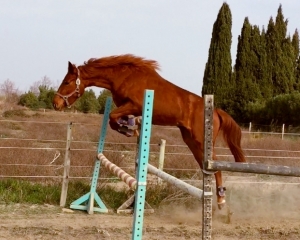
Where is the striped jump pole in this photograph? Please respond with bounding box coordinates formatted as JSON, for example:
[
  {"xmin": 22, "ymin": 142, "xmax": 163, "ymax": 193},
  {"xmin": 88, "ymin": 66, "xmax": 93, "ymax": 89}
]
[
  {"xmin": 98, "ymin": 152, "xmax": 154, "ymax": 214},
  {"xmin": 147, "ymin": 164, "xmax": 203, "ymax": 199},
  {"xmin": 98, "ymin": 153, "xmax": 137, "ymax": 190},
  {"xmin": 98, "ymin": 153, "xmax": 153, "ymax": 214}
]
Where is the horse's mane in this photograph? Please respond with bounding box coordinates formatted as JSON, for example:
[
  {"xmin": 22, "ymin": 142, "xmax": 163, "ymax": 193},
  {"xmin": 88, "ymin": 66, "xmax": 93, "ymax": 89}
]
[{"xmin": 82, "ymin": 54, "xmax": 160, "ymax": 72}]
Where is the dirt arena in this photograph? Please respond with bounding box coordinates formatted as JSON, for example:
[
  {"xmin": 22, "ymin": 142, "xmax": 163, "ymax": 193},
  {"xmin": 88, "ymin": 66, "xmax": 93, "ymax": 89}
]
[{"xmin": 1, "ymin": 178, "xmax": 300, "ymax": 240}]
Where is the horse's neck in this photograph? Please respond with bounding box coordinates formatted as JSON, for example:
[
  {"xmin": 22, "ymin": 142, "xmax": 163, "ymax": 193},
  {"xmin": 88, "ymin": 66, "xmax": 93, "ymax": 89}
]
[
  {"xmin": 81, "ymin": 66, "xmax": 131, "ymax": 91},
  {"xmin": 82, "ymin": 70, "xmax": 113, "ymax": 90}
]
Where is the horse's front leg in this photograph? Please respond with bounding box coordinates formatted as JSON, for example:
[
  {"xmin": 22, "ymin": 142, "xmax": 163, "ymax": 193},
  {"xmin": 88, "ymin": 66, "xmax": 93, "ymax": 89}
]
[{"xmin": 109, "ymin": 104, "xmax": 141, "ymax": 137}]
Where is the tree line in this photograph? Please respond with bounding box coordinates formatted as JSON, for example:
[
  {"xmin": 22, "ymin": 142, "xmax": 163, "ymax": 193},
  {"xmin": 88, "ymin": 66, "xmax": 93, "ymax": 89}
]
[
  {"xmin": 0, "ymin": 76, "xmax": 114, "ymax": 114},
  {"xmin": 1, "ymin": 3, "xmax": 299, "ymax": 127},
  {"xmin": 202, "ymin": 3, "xmax": 300, "ymax": 126}
]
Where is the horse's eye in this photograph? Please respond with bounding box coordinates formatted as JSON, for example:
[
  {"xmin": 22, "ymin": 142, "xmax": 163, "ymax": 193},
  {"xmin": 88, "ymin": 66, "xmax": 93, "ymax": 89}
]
[{"xmin": 64, "ymin": 81, "xmax": 70, "ymax": 85}]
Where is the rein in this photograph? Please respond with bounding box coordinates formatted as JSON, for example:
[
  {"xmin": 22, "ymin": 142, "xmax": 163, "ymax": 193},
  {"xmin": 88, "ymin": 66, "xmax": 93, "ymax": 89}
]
[{"xmin": 55, "ymin": 69, "xmax": 81, "ymax": 108}]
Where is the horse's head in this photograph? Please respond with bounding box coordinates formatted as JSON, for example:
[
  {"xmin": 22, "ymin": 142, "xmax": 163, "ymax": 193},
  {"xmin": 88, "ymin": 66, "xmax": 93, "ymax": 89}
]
[{"xmin": 53, "ymin": 61, "xmax": 85, "ymax": 110}]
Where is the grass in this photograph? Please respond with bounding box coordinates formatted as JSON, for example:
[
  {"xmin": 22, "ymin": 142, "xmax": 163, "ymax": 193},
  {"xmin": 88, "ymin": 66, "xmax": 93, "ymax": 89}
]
[
  {"xmin": 0, "ymin": 107, "xmax": 299, "ymax": 209},
  {"xmin": 0, "ymin": 179, "xmax": 61, "ymax": 205},
  {"xmin": 0, "ymin": 179, "xmax": 182, "ymax": 211}
]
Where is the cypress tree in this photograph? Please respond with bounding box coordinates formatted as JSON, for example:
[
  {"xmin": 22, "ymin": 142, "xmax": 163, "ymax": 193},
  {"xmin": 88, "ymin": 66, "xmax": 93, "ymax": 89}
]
[
  {"xmin": 292, "ymin": 29, "xmax": 299, "ymax": 60},
  {"xmin": 259, "ymin": 28, "xmax": 273, "ymax": 99},
  {"xmin": 292, "ymin": 30, "xmax": 300, "ymax": 91},
  {"xmin": 265, "ymin": 17, "xmax": 276, "ymax": 96},
  {"xmin": 233, "ymin": 18, "xmax": 262, "ymax": 121},
  {"xmin": 202, "ymin": 3, "xmax": 233, "ymax": 111},
  {"xmin": 282, "ymin": 35, "xmax": 296, "ymax": 93},
  {"xmin": 266, "ymin": 5, "xmax": 294, "ymax": 95},
  {"xmin": 295, "ymin": 55, "xmax": 300, "ymax": 91}
]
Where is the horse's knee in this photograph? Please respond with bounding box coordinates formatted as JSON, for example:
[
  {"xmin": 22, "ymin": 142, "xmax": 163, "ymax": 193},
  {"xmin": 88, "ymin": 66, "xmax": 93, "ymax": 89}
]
[{"xmin": 109, "ymin": 119, "xmax": 119, "ymax": 131}]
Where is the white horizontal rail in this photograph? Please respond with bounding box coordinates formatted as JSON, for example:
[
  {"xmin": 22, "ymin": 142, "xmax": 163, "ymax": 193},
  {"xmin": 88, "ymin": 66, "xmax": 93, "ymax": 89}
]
[
  {"xmin": 147, "ymin": 164, "xmax": 203, "ymax": 199},
  {"xmin": 0, "ymin": 139, "xmax": 299, "ymax": 153}
]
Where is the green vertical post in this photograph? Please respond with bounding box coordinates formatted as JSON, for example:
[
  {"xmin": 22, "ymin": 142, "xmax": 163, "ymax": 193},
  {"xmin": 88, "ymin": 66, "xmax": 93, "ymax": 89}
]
[
  {"xmin": 98, "ymin": 97, "xmax": 112, "ymax": 153},
  {"xmin": 70, "ymin": 97, "xmax": 112, "ymax": 214},
  {"xmin": 132, "ymin": 90, "xmax": 154, "ymax": 240}
]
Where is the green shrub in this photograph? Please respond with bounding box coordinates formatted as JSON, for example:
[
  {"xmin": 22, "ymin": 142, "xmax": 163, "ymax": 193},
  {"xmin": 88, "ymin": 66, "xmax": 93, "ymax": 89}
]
[{"xmin": 2, "ymin": 109, "xmax": 29, "ymax": 118}]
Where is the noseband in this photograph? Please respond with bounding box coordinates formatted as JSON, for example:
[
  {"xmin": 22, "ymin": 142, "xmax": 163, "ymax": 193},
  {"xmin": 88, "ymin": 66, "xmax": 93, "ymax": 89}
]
[{"xmin": 55, "ymin": 70, "xmax": 81, "ymax": 108}]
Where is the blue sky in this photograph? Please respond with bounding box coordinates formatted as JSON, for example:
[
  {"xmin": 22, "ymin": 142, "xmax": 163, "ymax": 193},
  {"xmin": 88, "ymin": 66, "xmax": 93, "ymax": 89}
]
[{"xmin": 1, "ymin": 1, "xmax": 300, "ymax": 96}]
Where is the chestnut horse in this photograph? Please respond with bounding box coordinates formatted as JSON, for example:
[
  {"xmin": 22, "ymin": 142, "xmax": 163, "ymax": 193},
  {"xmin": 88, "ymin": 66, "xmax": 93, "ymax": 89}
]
[{"xmin": 53, "ymin": 54, "xmax": 246, "ymax": 209}]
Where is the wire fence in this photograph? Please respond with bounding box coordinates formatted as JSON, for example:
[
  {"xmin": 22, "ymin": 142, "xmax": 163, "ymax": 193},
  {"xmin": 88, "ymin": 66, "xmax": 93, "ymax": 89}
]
[{"xmin": 0, "ymin": 119, "xmax": 300, "ymax": 181}]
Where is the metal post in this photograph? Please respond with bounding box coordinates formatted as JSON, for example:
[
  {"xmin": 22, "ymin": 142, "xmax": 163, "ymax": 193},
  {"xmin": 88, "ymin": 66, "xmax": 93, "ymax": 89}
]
[
  {"xmin": 132, "ymin": 90, "xmax": 154, "ymax": 240},
  {"xmin": 282, "ymin": 124, "xmax": 285, "ymax": 140},
  {"xmin": 87, "ymin": 96, "xmax": 112, "ymax": 214},
  {"xmin": 70, "ymin": 97, "xmax": 112, "ymax": 213},
  {"xmin": 202, "ymin": 95, "xmax": 214, "ymax": 240},
  {"xmin": 60, "ymin": 122, "xmax": 72, "ymax": 207}
]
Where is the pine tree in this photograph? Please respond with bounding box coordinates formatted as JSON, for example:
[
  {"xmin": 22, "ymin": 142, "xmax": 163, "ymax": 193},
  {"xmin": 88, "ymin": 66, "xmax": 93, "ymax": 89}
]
[
  {"xmin": 38, "ymin": 85, "xmax": 55, "ymax": 109},
  {"xmin": 97, "ymin": 89, "xmax": 116, "ymax": 114},
  {"xmin": 202, "ymin": 3, "xmax": 233, "ymax": 110},
  {"xmin": 18, "ymin": 91, "xmax": 39, "ymax": 109},
  {"xmin": 75, "ymin": 89, "xmax": 100, "ymax": 113}
]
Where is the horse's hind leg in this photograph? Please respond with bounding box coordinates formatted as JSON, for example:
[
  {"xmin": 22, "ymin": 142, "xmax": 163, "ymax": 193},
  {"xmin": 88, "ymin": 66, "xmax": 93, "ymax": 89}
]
[
  {"xmin": 213, "ymin": 157, "xmax": 226, "ymax": 209},
  {"xmin": 179, "ymin": 127, "xmax": 226, "ymax": 209}
]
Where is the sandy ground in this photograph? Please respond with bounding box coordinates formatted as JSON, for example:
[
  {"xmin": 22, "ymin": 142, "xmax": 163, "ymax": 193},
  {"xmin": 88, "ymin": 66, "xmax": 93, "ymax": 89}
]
[
  {"xmin": 0, "ymin": 200, "xmax": 300, "ymax": 240},
  {"xmin": 1, "ymin": 177, "xmax": 300, "ymax": 240}
]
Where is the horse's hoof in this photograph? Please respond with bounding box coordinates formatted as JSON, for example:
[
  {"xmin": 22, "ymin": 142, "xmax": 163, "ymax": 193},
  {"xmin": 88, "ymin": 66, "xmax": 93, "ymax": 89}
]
[
  {"xmin": 125, "ymin": 130, "xmax": 134, "ymax": 137},
  {"xmin": 125, "ymin": 130, "xmax": 139, "ymax": 137},
  {"xmin": 133, "ymin": 130, "xmax": 140, "ymax": 137},
  {"xmin": 217, "ymin": 200, "xmax": 226, "ymax": 210}
]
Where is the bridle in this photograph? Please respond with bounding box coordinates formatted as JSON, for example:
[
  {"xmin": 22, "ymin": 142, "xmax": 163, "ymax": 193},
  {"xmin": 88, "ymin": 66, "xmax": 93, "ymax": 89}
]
[{"xmin": 55, "ymin": 69, "xmax": 81, "ymax": 108}]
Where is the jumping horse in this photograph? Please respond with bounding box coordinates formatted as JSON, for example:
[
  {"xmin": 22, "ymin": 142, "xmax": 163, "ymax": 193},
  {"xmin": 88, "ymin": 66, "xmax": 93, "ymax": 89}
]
[{"xmin": 53, "ymin": 54, "xmax": 246, "ymax": 209}]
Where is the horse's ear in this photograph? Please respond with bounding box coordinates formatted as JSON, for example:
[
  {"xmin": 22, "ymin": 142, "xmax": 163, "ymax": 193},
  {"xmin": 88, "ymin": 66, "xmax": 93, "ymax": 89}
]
[{"xmin": 68, "ymin": 61, "xmax": 76, "ymax": 74}]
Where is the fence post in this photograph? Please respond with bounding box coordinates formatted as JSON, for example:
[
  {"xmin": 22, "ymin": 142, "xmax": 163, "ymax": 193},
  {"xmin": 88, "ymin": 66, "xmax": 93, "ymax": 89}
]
[
  {"xmin": 249, "ymin": 122, "xmax": 252, "ymax": 132},
  {"xmin": 60, "ymin": 122, "xmax": 73, "ymax": 207},
  {"xmin": 202, "ymin": 95, "xmax": 214, "ymax": 240},
  {"xmin": 157, "ymin": 139, "xmax": 166, "ymax": 185},
  {"xmin": 282, "ymin": 124, "xmax": 285, "ymax": 140}
]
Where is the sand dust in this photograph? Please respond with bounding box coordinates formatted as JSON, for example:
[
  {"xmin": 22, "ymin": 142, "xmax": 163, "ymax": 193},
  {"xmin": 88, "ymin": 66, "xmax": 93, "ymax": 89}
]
[
  {"xmin": 0, "ymin": 202, "xmax": 299, "ymax": 239},
  {"xmin": 1, "ymin": 180, "xmax": 300, "ymax": 239}
]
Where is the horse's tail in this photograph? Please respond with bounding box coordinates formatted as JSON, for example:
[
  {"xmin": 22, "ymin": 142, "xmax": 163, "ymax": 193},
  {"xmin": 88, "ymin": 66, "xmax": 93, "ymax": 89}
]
[{"xmin": 216, "ymin": 109, "xmax": 246, "ymax": 162}]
